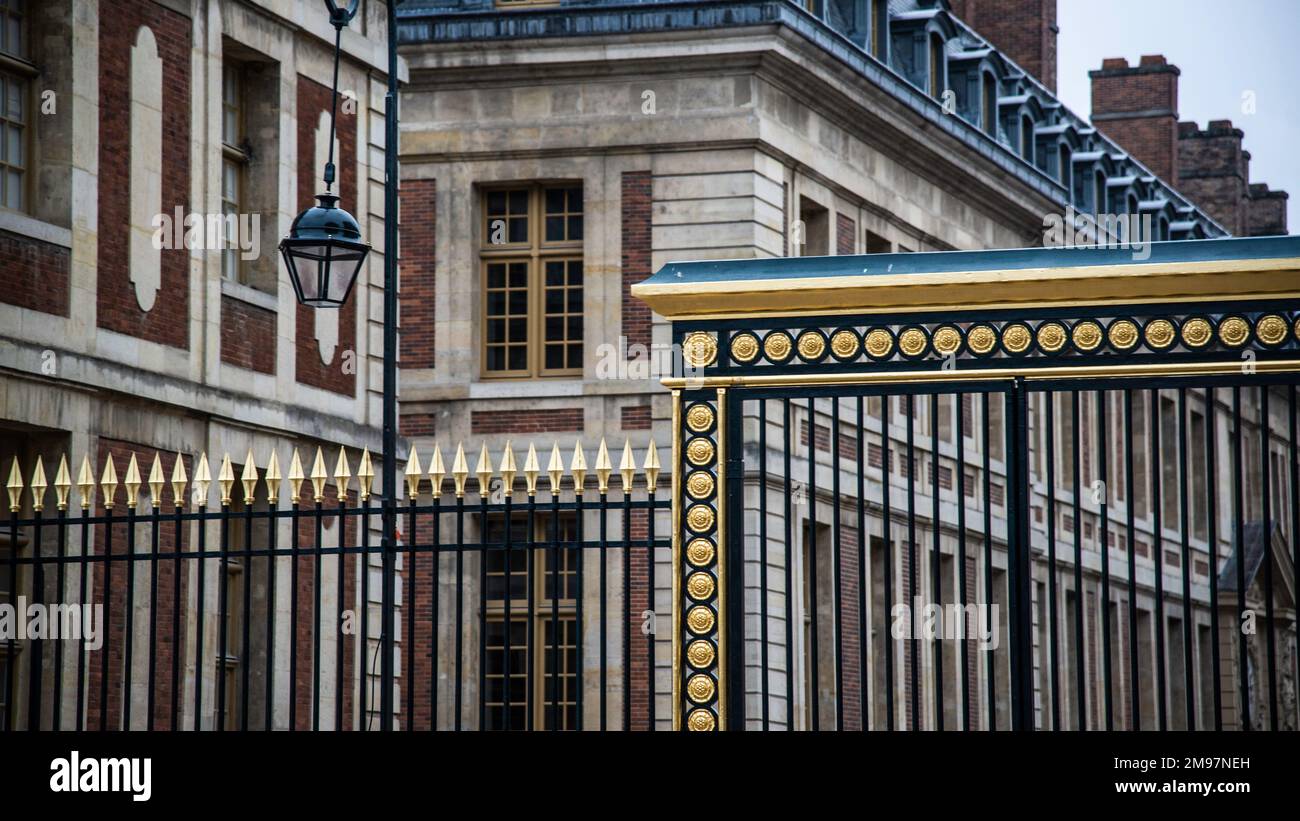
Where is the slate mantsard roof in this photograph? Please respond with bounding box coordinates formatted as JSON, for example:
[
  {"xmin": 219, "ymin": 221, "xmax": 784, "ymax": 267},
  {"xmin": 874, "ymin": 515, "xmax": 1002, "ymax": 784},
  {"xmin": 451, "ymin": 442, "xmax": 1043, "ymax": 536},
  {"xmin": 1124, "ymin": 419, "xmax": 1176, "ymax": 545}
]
[{"xmin": 396, "ymin": 0, "xmax": 1227, "ymax": 240}]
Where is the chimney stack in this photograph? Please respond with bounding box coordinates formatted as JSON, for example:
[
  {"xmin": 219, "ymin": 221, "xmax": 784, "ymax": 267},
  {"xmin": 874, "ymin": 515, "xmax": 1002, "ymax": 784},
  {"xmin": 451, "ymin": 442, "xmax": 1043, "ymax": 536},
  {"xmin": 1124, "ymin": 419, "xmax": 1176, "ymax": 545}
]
[{"xmin": 1089, "ymin": 55, "xmax": 1180, "ymax": 186}]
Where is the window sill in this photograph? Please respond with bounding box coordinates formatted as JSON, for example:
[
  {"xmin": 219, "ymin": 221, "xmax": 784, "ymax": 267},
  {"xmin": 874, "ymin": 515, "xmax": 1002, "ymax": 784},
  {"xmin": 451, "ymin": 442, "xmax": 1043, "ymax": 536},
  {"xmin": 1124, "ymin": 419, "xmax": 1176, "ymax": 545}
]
[
  {"xmin": 0, "ymin": 211, "xmax": 72, "ymax": 249},
  {"xmin": 220, "ymin": 278, "xmax": 277, "ymax": 313}
]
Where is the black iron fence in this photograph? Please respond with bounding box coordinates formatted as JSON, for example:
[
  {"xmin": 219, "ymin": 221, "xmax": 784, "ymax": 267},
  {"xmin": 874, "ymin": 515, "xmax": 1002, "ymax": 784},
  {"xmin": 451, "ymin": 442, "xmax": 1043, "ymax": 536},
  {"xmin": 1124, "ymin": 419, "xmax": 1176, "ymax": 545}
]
[{"xmin": 1, "ymin": 440, "xmax": 669, "ymax": 731}]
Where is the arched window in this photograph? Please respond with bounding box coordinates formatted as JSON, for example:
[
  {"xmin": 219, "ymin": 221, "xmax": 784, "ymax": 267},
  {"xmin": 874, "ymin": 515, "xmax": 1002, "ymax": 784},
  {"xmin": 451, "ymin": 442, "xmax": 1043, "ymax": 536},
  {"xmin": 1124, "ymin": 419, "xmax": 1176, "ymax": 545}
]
[
  {"xmin": 928, "ymin": 32, "xmax": 945, "ymax": 98},
  {"xmin": 1020, "ymin": 116, "xmax": 1033, "ymax": 162},
  {"xmin": 981, "ymin": 72, "xmax": 997, "ymax": 136}
]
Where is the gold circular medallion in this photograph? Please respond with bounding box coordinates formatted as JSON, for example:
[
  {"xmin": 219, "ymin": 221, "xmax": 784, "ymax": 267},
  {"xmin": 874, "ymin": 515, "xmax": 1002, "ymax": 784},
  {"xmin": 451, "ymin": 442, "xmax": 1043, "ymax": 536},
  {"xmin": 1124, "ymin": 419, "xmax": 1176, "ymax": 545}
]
[
  {"xmin": 686, "ymin": 471, "xmax": 715, "ymax": 500},
  {"xmin": 1145, "ymin": 319, "xmax": 1176, "ymax": 349},
  {"xmin": 686, "ymin": 605, "xmax": 715, "ymax": 635},
  {"xmin": 864, "ymin": 328, "xmax": 894, "ymax": 358},
  {"xmin": 685, "ymin": 437, "xmax": 715, "ymax": 466},
  {"xmin": 686, "ymin": 674, "xmax": 716, "ymax": 704},
  {"xmin": 796, "ymin": 331, "xmax": 826, "ymax": 360},
  {"xmin": 730, "ymin": 333, "xmax": 760, "ymax": 363},
  {"xmin": 763, "ymin": 332, "xmax": 793, "ymax": 362},
  {"xmin": 1002, "ymin": 323, "xmax": 1032, "ymax": 353},
  {"xmin": 1256, "ymin": 314, "xmax": 1287, "ymax": 345},
  {"xmin": 685, "ymin": 538, "xmax": 715, "ymax": 567},
  {"xmin": 899, "ymin": 328, "xmax": 928, "ymax": 357},
  {"xmin": 830, "ymin": 330, "xmax": 860, "ymax": 359},
  {"xmin": 1107, "ymin": 319, "xmax": 1139, "ymax": 351},
  {"xmin": 1295, "ymin": 317, "xmax": 1300, "ymax": 343},
  {"xmin": 682, "ymin": 332, "xmax": 717, "ymax": 368},
  {"xmin": 1036, "ymin": 322, "xmax": 1067, "ymax": 353},
  {"xmin": 686, "ymin": 708, "xmax": 716, "ymax": 731},
  {"xmin": 1070, "ymin": 320, "xmax": 1102, "ymax": 352},
  {"xmin": 1218, "ymin": 317, "xmax": 1249, "ymax": 347},
  {"xmin": 932, "ymin": 326, "xmax": 962, "ymax": 356},
  {"xmin": 1181, "ymin": 317, "xmax": 1212, "ymax": 348},
  {"xmin": 685, "ymin": 404, "xmax": 714, "ymax": 433},
  {"xmin": 686, "ymin": 504, "xmax": 716, "ymax": 533},
  {"xmin": 686, "ymin": 572, "xmax": 716, "ymax": 601},
  {"xmin": 686, "ymin": 639, "xmax": 715, "ymax": 669},
  {"xmin": 967, "ymin": 325, "xmax": 996, "ymax": 355}
]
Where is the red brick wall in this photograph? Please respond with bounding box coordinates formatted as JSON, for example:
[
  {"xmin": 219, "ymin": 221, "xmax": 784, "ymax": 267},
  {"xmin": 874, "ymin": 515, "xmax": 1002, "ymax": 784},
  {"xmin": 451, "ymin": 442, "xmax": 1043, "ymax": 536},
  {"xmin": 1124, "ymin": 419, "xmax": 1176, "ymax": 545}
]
[
  {"xmin": 220, "ymin": 296, "xmax": 276, "ymax": 374},
  {"xmin": 0, "ymin": 230, "xmax": 70, "ymax": 316},
  {"xmin": 400, "ymin": 413, "xmax": 437, "ymax": 437},
  {"xmin": 471, "ymin": 408, "xmax": 584, "ymax": 435},
  {"xmin": 626, "ymin": 509, "xmax": 654, "ymax": 729},
  {"xmin": 620, "ymin": 404, "xmax": 651, "ymax": 431},
  {"xmin": 96, "ymin": 0, "xmax": 191, "ymax": 349},
  {"xmin": 295, "ymin": 75, "xmax": 358, "ymax": 396},
  {"xmin": 1246, "ymin": 186, "xmax": 1288, "ymax": 236},
  {"xmin": 952, "ymin": 0, "xmax": 1057, "ymax": 92},
  {"xmin": 86, "ymin": 443, "xmax": 191, "ymax": 731},
  {"xmin": 1090, "ymin": 56, "xmax": 1180, "ymax": 186},
  {"xmin": 836, "ymin": 213, "xmax": 856, "ymax": 255},
  {"xmin": 400, "ymin": 179, "xmax": 437, "ymax": 369},
  {"xmin": 621, "ymin": 171, "xmax": 652, "ymax": 352}
]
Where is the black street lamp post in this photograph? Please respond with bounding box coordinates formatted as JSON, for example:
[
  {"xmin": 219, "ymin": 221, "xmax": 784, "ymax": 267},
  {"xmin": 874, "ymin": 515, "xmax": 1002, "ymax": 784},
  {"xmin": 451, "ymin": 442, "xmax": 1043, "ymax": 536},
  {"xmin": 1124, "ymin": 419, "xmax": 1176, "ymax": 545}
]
[{"xmin": 280, "ymin": 0, "xmax": 400, "ymax": 731}]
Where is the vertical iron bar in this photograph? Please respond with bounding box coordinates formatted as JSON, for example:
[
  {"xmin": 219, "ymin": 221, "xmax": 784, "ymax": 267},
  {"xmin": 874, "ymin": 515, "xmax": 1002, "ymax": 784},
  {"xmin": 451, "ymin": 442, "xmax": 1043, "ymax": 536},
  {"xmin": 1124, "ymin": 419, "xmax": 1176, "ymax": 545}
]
[
  {"xmin": 455, "ymin": 493, "xmax": 464, "ymax": 731},
  {"xmin": 956, "ymin": 391, "xmax": 969, "ymax": 731},
  {"xmin": 783, "ymin": 398, "xmax": 795, "ymax": 729},
  {"xmin": 1098, "ymin": 390, "xmax": 1112, "ymax": 730},
  {"xmin": 1205, "ymin": 387, "xmax": 1222, "ymax": 729},
  {"xmin": 599, "ymin": 488, "xmax": 608, "ymax": 730},
  {"xmin": 525, "ymin": 488, "xmax": 535, "ymax": 730},
  {"xmin": 477, "ymin": 485, "xmax": 487, "ymax": 730},
  {"xmin": 1232, "ymin": 386, "xmax": 1248, "ymax": 730},
  {"xmin": 759, "ymin": 398, "xmax": 770, "ymax": 730},
  {"xmin": 1149, "ymin": 389, "xmax": 1167, "ymax": 730},
  {"xmin": 575, "ymin": 480, "xmax": 586, "ymax": 731},
  {"xmin": 1046, "ymin": 390, "xmax": 1059, "ymax": 730},
  {"xmin": 622, "ymin": 482, "xmax": 631, "ymax": 731},
  {"xmin": 905, "ymin": 394, "xmax": 917, "ymax": 729},
  {"xmin": 832, "ymin": 398, "xmax": 844, "ymax": 731},
  {"xmin": 55, "ymin": 508, "xmax": 67, "ymax": 730},
  {"xmin": 1123, "ymin": 389, "xmax": 1139, "ymax": 730},
  {"xmin": 549, "ymin": 484, "xmax": 559, "ymax": 730},
  {"xmin": 217, "ymin": 502, "xmax": 230, "ymax": 731},
  {"xmin": 502, "ymin": 486, "xmax": 512, "ymax": 731},
  {"xmin": 123, "ymin": 504, "xmax": 135, "ymax": 730},
  {"xmin": 431, "ymin": 490, "xmax": 442, "ymax": 730},
  {"xmin": 1178, "ymin": 387, "xmax": 1195, "ymax": 730},
  {"xmin": 288, "ymin": 499, "xmax": 299, "ymax": 731},
  {"xmin": 929, "ymin": 392, "xmax": 942, "ymax": 731},
  {"xmin": 1259, "ymin": 385, "xmax": 1277, "ymax": 729},
  {"xmin": 808, "ymin": 397, "xmax": 820, "ymax": 730},
  {"xmin": 981, "ymin": 392, "xmax": 991, "ymax": 730},
  {"xmin": 857, "ymin": 395, "xmax": 868, "ymax": 729},
  {"xmin": 244, "ymin": 501, "xmax": 254, "ymax": 731},
  {"xmin": 312, "ymin": 499, "xmax": 323, "ymax": 731},
  {"xmin": 79, "ymin": 507, "xmax": 91, "ymax": 731},
  {"xmin": 265, "ymin": 498, "xmax": 276, "ymax": 730},
  {"xmin": 28, "ymin": 510, "xmax": 44, "ymax": 730},
  {"xmin": 1071, "ymin": 391, "xmax": 1084, "ymax": 730},
  {"xmin": 1009, "ymin": 381, "xmax": 1032, "ymax": 731},
  {"xmin": 647, "ymin": 482, "xmax": 657, "ymax": 730},
  {"xmin": 193, "ymin": 503, "xmax": 204, "ymax": 731},
  {"xmin": 4, "ymin": 508, "xmax": 14, "ymax": 731}
]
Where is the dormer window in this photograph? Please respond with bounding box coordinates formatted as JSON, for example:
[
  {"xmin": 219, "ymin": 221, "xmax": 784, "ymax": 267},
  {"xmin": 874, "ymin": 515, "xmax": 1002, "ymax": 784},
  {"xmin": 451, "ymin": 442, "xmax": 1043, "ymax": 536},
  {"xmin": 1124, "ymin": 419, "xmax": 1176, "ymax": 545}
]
[
  {"xmin": 928, "ymin": 32, "xmax": 945, "ymax": 98},
  {"xmin": 1094, "ymin": 171, "xmax": 1106, "ymax": 214},
  {"xmin": 1020, "ymin": 116, "xmax": 1033, "ymax": 162},
  {"xmin": 981, "ymin": 72, "xmax": 997, "ymax": 136},
  {"xmin": 1058, "ymin": 144, "xmax": 1071, "ymax": 190}
]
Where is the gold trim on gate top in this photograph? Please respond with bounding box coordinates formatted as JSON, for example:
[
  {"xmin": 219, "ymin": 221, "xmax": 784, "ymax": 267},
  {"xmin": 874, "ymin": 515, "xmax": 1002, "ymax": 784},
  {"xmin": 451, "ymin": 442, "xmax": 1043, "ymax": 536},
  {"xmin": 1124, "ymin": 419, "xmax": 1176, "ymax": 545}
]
[
  {"xmin": 631, "ymin": 255, "xmax": 1300, "ymax": 320},
  {"xmin": 661, "ymin": 358, "xmax": 1300, "ymax": 389}
]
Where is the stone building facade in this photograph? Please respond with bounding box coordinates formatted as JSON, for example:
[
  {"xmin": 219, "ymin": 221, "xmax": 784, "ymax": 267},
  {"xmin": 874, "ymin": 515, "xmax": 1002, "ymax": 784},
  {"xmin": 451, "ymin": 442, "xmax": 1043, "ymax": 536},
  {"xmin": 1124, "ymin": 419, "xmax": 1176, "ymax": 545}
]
[
  {"xmin": 395, "ymin": 0, "xmax": 1293, "ymax": 730},
  {"xmin": 0, "ymin": 0, "xmax": 397, "ymax": 729}
]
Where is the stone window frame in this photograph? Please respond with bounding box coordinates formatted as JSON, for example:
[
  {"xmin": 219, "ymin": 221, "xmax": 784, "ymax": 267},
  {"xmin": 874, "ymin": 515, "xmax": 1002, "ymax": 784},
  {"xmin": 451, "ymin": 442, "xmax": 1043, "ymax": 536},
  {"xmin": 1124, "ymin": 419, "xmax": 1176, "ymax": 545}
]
[
  {"xmin": 0, "ymin": 0, "xmax": 34, "ymax": 213},
  {"xmin": 478, "ymin": 182, "xmax": 585, "ymax": 380}
]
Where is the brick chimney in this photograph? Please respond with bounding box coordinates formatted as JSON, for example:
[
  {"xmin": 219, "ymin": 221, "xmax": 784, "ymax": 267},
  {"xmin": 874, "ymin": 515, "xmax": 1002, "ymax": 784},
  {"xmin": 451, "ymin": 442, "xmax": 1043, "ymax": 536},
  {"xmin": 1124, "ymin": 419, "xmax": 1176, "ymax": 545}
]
[
  {"xmin": 1246, "ymin": 184, "xmax": 1288, "ymax": 236},
  {"xmin": 1176, "ymin": 120, "xmax": 1247, "ymax": 234},
  {"xmin": 949, "ymin": 0, "xmax": 1058, "ymax": 92},
  {"xmin": 1089, "ymin": 55, "xmax": 1180, "ymax": 186}
]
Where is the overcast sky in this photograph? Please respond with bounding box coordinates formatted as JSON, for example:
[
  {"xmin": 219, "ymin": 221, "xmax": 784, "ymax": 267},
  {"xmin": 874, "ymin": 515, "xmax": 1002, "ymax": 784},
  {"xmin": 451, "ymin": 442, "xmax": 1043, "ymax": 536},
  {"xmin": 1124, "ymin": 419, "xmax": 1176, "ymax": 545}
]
[{"xmin": 1056, "ymin": 0, "xmax": 1298, "ymax": 233}]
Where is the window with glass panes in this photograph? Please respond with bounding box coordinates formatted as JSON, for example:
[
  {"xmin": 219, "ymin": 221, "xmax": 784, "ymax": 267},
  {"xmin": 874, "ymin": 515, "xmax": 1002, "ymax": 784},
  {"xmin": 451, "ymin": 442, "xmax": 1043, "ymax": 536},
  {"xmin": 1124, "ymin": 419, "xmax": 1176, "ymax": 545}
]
[
  {"xmin": 221, "ymin": 62, "xmax": 248, "ymax": 284},
  {"xmin": 0, "ymin": 0, "xmax": 30, "ymax": 212},
  {"xmin": 482, "ymin": 514, "xmax": 579, "ymax": 730},
  {"xmin": 481, "ymin": 184, "xmax": 584, "ymax": 377}
]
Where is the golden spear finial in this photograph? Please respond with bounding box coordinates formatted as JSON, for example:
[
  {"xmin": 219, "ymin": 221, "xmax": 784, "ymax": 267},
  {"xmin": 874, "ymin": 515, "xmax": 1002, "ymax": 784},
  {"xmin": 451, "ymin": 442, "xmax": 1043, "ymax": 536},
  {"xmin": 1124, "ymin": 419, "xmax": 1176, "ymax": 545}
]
[
  {"xmin": 5, "ymin": 456, "xmax": 21, "ymax": 512},
  {"xmin": 429, "ymin": 443, "xmax": 446, "ymax": 498},
  {"xmin": 264, "ymin": 450, "xmax": 282, "ymax": 501},
  {"xmin": 54, "ymin": 454, "xmax": 72, "ymax": 511},
  {"xmin": 100, "ymin": 454, "xmax": 119, "ymax": 511},
  {"xmin": 570, "ymin": 440, "xmax": 588, "ymax": 495},
  {"xmin": 30, "ymin": 455, "xmax": 48, "ymax": 512},
  {"xmin": 333, "ymin": 447, "xmax": 352, "ymax": 501},
  {"xmin": 452, "ymin": 442, "xmax": 469, "ymax": 498},
  {"xmin": 594, "ymin": 438, "xmax": 611, "ymax": 494},
  {"xmin": 77, "ymin": 454, "xmax": 94, "ymax": 510},
  {"xmin": 644, "ymin": 439, "xmax": 661, "ymax": 492},
  {"xmin": 618, "ymin": 440, "xmax": 636, "ymax": 494},
  {"xmin": 123, "ymin": 453, "xmax": 142, "ymax": 509},
  {"xmin": 500, "ymin": 441, "xmax": 517, "ymax": 493},
  {"xmin": 217, "ymin": 453, "xmax": 235, "ymax": 506},
  {"xmin": 148, "ymin": 453, "xmax": 165, "ymax": 508},
  {"xmin": 288, "ymin": 449, "xmax": 305, "ymax": 504},
  {"xmin": 240, "ymin": 449, "xmax": 259, "ymax": 505},
  {"xmin": 171, "ymin": 452, "xmax": 188, "ymax": 508},
  {"xmin": 523, "ymin": 442, "xmax": 540, "ymax": 496},
  {"xmin": 546, "ymin": 442, "xmax": 563, "ymax": 495},
  {"xmin": 358, "ymin": 448, "xmax": 374, "ymax": 501},
  {"xmin": 475, "ymin": 442, "xmax": 493, "ymax": 497},
  {"xmin": 310, "ymin": 446, "xmax": 328, "ymax": 503},
  {"xmin": 405, "ymin": 445, "xmax": 423, "ymax": 501}
]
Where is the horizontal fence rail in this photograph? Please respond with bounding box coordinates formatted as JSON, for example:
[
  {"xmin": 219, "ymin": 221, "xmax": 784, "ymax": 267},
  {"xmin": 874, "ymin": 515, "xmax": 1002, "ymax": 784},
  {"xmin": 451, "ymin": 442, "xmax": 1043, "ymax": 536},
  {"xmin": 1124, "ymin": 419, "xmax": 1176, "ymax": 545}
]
[{"xmin": 0, "ymin": 440, "xmax": 670, "ymax": 731}]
